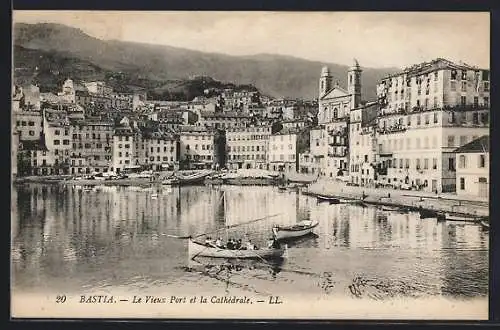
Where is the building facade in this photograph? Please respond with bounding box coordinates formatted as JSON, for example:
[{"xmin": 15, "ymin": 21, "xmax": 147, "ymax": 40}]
[
  {"xmin": 225, "ymin": 125, "xmax": 271, "ymax": 170},
  {"xmin": 454, "ymin": 135, "xmax": 489, "ymax": 199},
  {"xmin": 374, "ymin": 58, "xmax": 490, "ymax": 192}
]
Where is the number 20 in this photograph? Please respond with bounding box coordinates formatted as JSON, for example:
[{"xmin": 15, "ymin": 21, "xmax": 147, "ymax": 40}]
[{"xmin": 56, "ymin": 295, "xmax": 66, "ymax": 303}]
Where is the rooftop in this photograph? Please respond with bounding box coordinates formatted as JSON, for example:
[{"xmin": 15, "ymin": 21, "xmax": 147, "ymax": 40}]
[
  {"xmin": 454, "ymin": 135, "xmax": 489, "ymax": 154},
  {"xmin": 382, "ymin": 58, "xmax": 486, "ymax": 80}
]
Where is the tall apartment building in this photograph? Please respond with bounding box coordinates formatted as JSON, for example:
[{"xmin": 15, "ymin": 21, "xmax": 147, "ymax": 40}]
[
  {"xmin": 299, "ymin": 126, "xmax": 328, "ymax": 175},
  {"xmin": 111, "ymin": 122, "xmax": 179, "ymax": 173},
  {"xmin": 178, "ymin": 125, "xmax": 216, "ymax": 170},
  {"xmin": 267, "ymin": 128, "xmax": 310, "ymax": 172},
  {"xmin": 348, "ymin": 102, "xmax": 378, "ymax": 185},
  {"xmin": 225, "ymin": 125, "xmax": 271, "ymax": 170},
  {"xmin": 42, "ymin": 109, "xmax": 72, "ymax": 175},
  {"xmin": 374, "ymin": 58, "xmax": 489, "ymax": 192},
  {"xmin": 70, "ymin": 119, "xmax": 114, "ymax": 174}
]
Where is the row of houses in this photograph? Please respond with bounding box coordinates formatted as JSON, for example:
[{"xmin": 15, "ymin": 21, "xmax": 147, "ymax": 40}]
[{"xmin": 11, "ymin": 57, "xmax": 490, "ymax": 199}]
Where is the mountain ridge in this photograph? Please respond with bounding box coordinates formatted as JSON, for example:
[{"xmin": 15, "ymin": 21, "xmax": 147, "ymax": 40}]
[{"xmin": 13, "ymin": 22, "xmax": 400, "ymax": 100}]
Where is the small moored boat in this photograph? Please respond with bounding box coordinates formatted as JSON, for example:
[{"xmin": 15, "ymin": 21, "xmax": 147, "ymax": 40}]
[
  {"xmin": 316, "ymin": 195, "xmax": 340, "ymax": 204},
  {"xmin": 188, "ymin": 238, "xmax": 286, "ymax": 259},
  {"xmin": 272, "ymin": 220, "xmax": 319, "ymax": 240},
  {"xmin": 480, "ymin": 219, "xmax": 490, "ymax": 229},
  {"xmin": 379, "ymin": 205, "xmax": 401, "ymax": 212},
  {"xmin": 444, "ymin": 212, "xmax": 482, "ymax": 222}
]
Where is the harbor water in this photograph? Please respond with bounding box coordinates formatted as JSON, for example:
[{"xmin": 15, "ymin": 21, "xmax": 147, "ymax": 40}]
[{"xmin": 11, "ymin": 183, "xmax": 488, "ymax": 308}]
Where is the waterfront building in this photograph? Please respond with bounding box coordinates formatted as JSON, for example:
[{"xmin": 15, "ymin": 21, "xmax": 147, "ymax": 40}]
[
  {"xmin": 298, "ymin": 126, "xmax": 328, "ymax": 175},
  {"xmin": 178, "ymin": 125, "xmax": 216, "ymax": 170},
  {"xmin": 70, "ymin": 119, "xmax": 114, "ymax": 174},
  {"xmin": 374, "ymin": 58, "xmax": 490, "ymax": 192},
  {"xmin": 111, "ymin": 123, "xmax": 141, "ymax": 174},
  {"xmin": 17, "ymin": 139, "xmax": 55, "ymax": 176},
  {"xmin": 267, "ymin": 127, "xmax": 310, "ymax": 172},
  {"xmin": 141, "ymin": 129, "xmax": 179, "ymax": 171},
  {"xmin": 225, "ymin": 125, "xmax": 271, "ymax": 170},
  {"xmin": 348, "ymin": 102, "xmax": 378, "ymax": 186},
  {"xmin": 42, "ymin": 109, "xmax": 72, "ymax": 174},
  {"xmin": 454, "ymin": 135, "xmax": 489, "ymax": 199}
]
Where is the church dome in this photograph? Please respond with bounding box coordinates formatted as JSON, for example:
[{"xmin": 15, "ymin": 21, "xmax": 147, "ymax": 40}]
[{"xmin": 321, "ymin": 66, "xmax": 330, "ymax": 77}]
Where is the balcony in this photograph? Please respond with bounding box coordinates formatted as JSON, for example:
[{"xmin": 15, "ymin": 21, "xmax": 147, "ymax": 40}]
[
  {"xmin": 377, "ymin": 124, "xmax": 406, "ymax": 135},
  {"xmin": 328, "ymin": 151, "xmax": 347, "ymax": 158},
  {"xmin": 328, "ymin": 128, "xmax": 348, "ymax": 136}
]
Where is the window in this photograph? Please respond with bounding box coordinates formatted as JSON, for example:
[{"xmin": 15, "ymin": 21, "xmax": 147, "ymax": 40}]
[
  {"xmin": 451, "ymin": 70, "xmax": 458, "ymax": 80},
  {"xmin": 407, "ymin": 117, "xmax": 411, "ymax": 126},
  {"xmin": 433, "ymin": 158, "xmax": 437, "ymax": 170},
  {"xmin": 461, "ymin": 81, "xmax": 467, "ymax": 92},
  {"xmin": 459, "ymin": 155, "xmax": 467, "ymax": 168},
  {"xmin": 449, "ymin": 158, "xmax": 456, "ymax": 171},
  {"xmin": 433, "ymin": 112, "xmax": 438, "ymax": 124},
  {"xmin": 63, "ymin": 140, "xmax": 69, "ymax": 145},
  {"xmin": 28, "ymin": 121, "xmax": 35, "ymax": 126},
  {"xmin": 399, "ymin": 159, "xmax": 403, "ymax": 168},
  {"xmin": 417, "ymin": 115, "xmax": 421, "ymax": 125},
  {"xmin": 434, "ymin": 71, "xmax": 438, "ymax": 81},
  {"xmin": 447, "ymin": 135, "xmax": 455, "ymax": 147},
  {"xmin": 484, "ymin": 97, "xmax": 489, "ymax": 106},
  {"xmin": 473, "ymin": 112, "xmax": 479, "ymax": 125},
  {"xmin": 416, "ymin": 138, "xmax": 421, "ymax": 149},
  {"xmin": 425, "ymin": 115, "xmax": 429, "ymax": 125},
  {"xmin": 416, "ymin": 159, "xmax": 421, "ymax": 170},
  {"xmin": 424, "ymin": 158, "xmax": 429, "ymax": 169},
  {"xmin": 54, "ymin": 140, "xmax": 60, "ymax": 145},
  {"xmin": 29, "ymin": 130, "xmax": 35, "ymax": 136},
  {"xmin": 479, "ymin": 154, "xmax": 486, "ymax": 168},
  {"xmin": 484, "ymin": 82, "xmax": 490, "ymax": 92},
  {"xmin": 474, "ymin": 97, "xmax": 479, "ymax": 107},
  {"xmin": 450, "ymin": 81, "xmax": 457, "ymax": 91},
  {"xmin": 55, "ymin": 130, "xmax": 60, "ymax": 135},
  {"xmin": 459, "ymin": 135, "xmax": 468, "ymax": 146},
  {"xmin": 406, "ymin": 138, "xmax": 411, "ymax": 149},
  {"xmin": 405, "ymin": 159, "xmax": 410, "ymax": 169},
  {"xmin": 433, "ymin": 97, "xmax": 438, "ymax": 109},
  {"xmin": 460, "ymin": 96, "xmax": 466, "ymax": 106},
  {"xmin": 460, "ymin": 177, "xmax": 465, "ymax": 190}
]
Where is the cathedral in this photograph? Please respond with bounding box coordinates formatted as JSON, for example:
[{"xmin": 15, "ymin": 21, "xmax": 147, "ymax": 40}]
[
  {"xmin": 314, "ymin": 59, "xmax": 363, "ymax": 178},
  {"xmin": 317, "ymin": 59, "xmax": 362, "ymax": 124}
]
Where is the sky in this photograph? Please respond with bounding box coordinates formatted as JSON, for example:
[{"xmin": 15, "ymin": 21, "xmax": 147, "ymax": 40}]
[{"xmin": 13, "ymin": 11, "xmax": 490, "ymax": 69}]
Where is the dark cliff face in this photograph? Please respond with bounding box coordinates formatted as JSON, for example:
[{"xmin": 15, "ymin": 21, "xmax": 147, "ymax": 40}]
[{"xmin": 13, "ymin": 23, "xmax": 399, "ymax": 100}]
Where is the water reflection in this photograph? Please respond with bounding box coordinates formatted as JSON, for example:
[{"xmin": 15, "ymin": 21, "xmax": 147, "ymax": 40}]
[{"xmin": 11, "ymin": 184, "xmax": 488, "ymax": 298}]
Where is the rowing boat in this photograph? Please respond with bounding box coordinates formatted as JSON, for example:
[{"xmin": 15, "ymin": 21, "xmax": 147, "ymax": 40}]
[
  {"xmin": 316, "ymin": 195, "xmax": 340, "ymax": 204},
  {"xmin": 188, "ymin": 238, "xmax": 286, "ymax": 259},
  {"xmin": 480, "ymin": 220, "xmax": 490, "ymax": 229},
  {"xmin": 272, "ymin": 220, "xmax": 319, "ymax": 240}
]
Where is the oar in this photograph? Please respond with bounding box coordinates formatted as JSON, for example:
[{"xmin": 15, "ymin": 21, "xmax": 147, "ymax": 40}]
[{"xmin": 163, "ymin": 234, "xmax": 192, "ymax": 239}]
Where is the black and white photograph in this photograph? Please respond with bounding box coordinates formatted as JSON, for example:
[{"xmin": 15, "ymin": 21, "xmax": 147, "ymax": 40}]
[{"xmin": 10, "ymin": 11, "xmax": 490, "ymax": 319}]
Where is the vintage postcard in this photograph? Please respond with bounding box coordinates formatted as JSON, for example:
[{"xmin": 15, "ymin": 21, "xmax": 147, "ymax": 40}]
[{"xmin": 11, "ymin": 11, "xmax": 490, "ymax": 319}]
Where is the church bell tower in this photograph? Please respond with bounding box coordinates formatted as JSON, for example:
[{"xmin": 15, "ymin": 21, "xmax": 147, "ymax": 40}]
[
  {"xmin": 348, "ymin": 59, "xmax": 362, "ymax": 109},
  {"xmin": 319, "ymin": 66, "xmax": 333, "ymax": 99}
]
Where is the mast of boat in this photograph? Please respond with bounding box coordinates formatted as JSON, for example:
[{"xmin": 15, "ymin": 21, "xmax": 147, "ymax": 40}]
[{"xmin": 223, "ymin": 190, "xmax": 229, "ymax": 243}]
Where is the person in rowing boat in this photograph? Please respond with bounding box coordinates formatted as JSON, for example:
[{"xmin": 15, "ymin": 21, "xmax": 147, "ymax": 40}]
[
  {"xmin": 267, "ymin": 237, "xmax": 281, "ymax": 249},
  {"xmin": 246, "ymin": 240, "xmax": 257, "ymax": 250},
  {"xmin": 205, "ymin": 236, "xmax": 216, "ymax": 247},
  {"xmin": 226, "ymin": 238, "xmax": 236, "ymax": 250},
  {"xmin": 215, "ymin": 237, "xmax": 224, "ymax": 248},
  {"xmin": 235, "ymin": 239, "xmax": 242, "ymax": 250}
]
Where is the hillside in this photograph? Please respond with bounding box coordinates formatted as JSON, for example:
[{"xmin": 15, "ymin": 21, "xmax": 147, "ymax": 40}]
[{"xmin": 13, "ymin": 22, "xmax": 399, "ymax": 100}]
